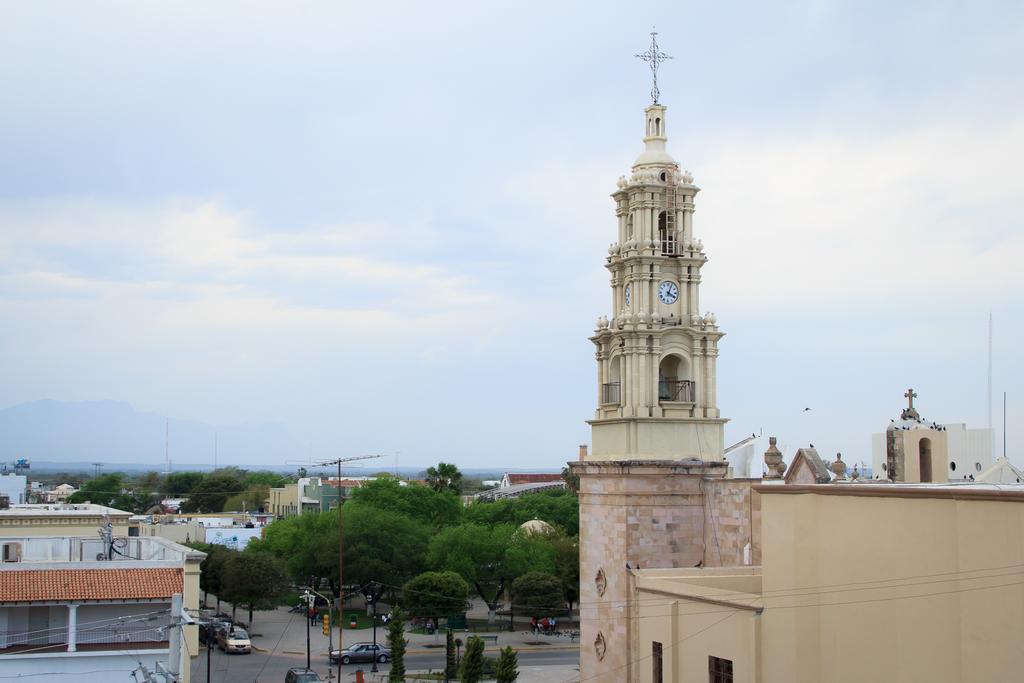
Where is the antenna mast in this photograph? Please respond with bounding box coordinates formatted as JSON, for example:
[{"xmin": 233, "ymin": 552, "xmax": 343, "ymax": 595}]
[
  {"xmin": 311, "ymin": 453, "xmax": 384, "ymax": 683},
  {"xmin": 165, "ymin": 418, "xmax": 171, "ymax": 475}
]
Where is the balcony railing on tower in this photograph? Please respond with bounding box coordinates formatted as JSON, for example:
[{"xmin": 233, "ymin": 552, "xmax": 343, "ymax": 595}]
[
  {"xmin": 659, "ymin": 379, "xmax": 694, "ymax": 402},
  {"xmin": 602, "ymin": 382, "xmax": 621, "ymax": 404}
]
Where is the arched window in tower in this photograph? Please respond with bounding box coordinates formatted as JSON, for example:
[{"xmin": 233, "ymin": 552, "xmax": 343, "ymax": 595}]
[
  {"xmin": 658, "ymin": 355, "xmax": 693, "ymax": 402},
  {"xmin": 658, "ymin": 212, "xmax": 675, "ymax": 255},
  {"xmin": 919, "ymin": 438, "xmax": 933, "ymax": 482},
  {"xmin": 655, "ymin": 117, "xmax": 661, "ymax": 135},
  {"xmin": 627, "ymin": 214, "xmax": 634, "ymax": 239},
  {"xmin": 603, "ymin": 356, "xmax": 622, "ymax": 405}
]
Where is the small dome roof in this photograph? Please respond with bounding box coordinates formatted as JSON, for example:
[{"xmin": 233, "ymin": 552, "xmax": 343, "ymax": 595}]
[{"xmin": 519, "ymin": 519, "xmax": 554, "ymax": 535}]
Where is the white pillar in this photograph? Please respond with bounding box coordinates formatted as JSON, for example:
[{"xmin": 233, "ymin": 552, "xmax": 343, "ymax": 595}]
[{"xmin": 67, "ymin": 603, "xmax": 77, "ymax": 652}]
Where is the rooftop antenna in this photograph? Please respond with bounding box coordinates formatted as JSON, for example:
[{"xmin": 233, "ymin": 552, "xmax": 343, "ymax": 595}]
[
  {"xmin": 988, "ymin": 312, "xmax": 994, "ymax": 451},
  {"xmin": 92, "ymin": 462, "xmax": 104, "ymax": 478},
  {"xmin": 311, "ymin": 454, "xmax": 383, "ymax": 683},
  {"xmin": 164, "ymin": 418, "xmax": 171, "ymax": 475}
]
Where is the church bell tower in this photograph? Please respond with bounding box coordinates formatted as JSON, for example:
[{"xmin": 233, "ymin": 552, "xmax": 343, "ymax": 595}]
[{"xmin": 588, "ymin": 101, "xmax": 727, "ymax": 461}]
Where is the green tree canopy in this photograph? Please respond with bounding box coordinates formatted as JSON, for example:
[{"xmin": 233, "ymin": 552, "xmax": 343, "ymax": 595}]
[
  {"xmin": 402, "ymin": 571, "xmax": 470, "ymax": 623},
  {"xmin": 463, "ymin": 489, "xmax": 579, "ymax": 536},
  {"xmin": 165, "ymin": 471, "xmax": 206, "ymax": 496},
  {"xmin": 350, "ymin": 476, "xmax": 462, "ymax": 528},
  {"xmin": 242, "ymin": 471, "xmax": 289, "ymax": 489},
  {"xmin": 67, "ymin": 473, "xmax": 152, "ymax": 513},
  {"xmin": 180, "ymin": 475, "xmax": 244, "ymax": 513},
  {"xmin": 223, "ymin": 485, "xmax": 270, "ymax": 513},
  {"xmin": 425, "ymin": 462, "xmax": 463, "ymax": 495},
  {"xmin": 552, "ymin": 534, "xmax": 580, "ymax": 610},
  {"xmin": 221, "ymin": 551, "xmax": 289, "ymax": 626},
  {"xmin": 248, "ymin": 511, "xmax": 336, "ymax": 587},
  {"xmin": 250, "ymin": 504, "xmax": 429, "ymax": 597},
  {"xmin": 425, "ymin": 523, "xmax": 515, "ymax": 586},
  {"xmin": 511, "ymin": 572, "xmax": 563, "ymax": 618}
]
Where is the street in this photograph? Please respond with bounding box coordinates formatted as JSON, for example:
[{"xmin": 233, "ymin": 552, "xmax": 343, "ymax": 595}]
[{"xmin": 191, "ymin": 605, "xmax": 579, "ymax": 682}]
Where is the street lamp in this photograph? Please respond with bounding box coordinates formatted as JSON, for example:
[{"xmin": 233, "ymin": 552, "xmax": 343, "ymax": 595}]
[
  {"xmin": 362, "ymin": 583, "xmax": 380, "ymax": 673},
  {"xmin": 303, "ymin": 589, "xmax": 313, "ymax": 671},
  {"xmin": 306, "ymin": 587, "xmax": 334, "ymax": 680}
]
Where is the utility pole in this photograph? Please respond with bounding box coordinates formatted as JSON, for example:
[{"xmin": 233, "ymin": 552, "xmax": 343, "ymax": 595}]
[{"xmin": 312, "ymin": 454, "xmax": 383, "ymax": 683}]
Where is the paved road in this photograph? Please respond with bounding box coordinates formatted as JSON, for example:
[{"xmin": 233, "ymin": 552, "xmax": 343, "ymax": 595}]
[{"xmin": 191, "ymin": 644, "xmax": 579, "ymax": 682}]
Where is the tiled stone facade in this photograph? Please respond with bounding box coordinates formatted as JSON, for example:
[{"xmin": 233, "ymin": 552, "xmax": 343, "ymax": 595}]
[{"xmin": 571, "ymin": 460, "xmax": 760, "ymax": 682}]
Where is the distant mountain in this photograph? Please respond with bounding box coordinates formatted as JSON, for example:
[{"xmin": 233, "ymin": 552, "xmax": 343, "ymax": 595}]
[{"xmin": 0, "ymin": 399, "xmax": 302, "ymax": 467}]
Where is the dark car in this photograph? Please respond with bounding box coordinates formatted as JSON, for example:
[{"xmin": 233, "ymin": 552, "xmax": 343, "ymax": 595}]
[
  {"xmin": 196, "ymin": 620, "xmax": 215, "ymax": 646},
  {"xmin": 285, "ymin": 668, "xmax": 323, "ymax": 683},
  {"xmin": 329, "ymin": 642, "xmax": 390, "ymax": 664}
]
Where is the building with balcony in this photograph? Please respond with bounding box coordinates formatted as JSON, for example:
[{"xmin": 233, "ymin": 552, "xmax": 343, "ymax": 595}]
[{"xmin": 0, "ymin": 534, "xmax": 204, "ymax": 683}]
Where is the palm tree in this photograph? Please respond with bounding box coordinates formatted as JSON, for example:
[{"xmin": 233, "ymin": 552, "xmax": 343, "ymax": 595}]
[{"xmin": 425, "ymin": 462, "xmax": 463, "ymax": 495}]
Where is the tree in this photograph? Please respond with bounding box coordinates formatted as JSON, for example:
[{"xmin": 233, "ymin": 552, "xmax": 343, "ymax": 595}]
[
  {"xmin": 223, "ymin": 485, "xmax": 270, "ymax": 513},
  {"xmin": 402, "ymin": 571, "xmax": 470, "ymax": 625},
  {"xmin": 495, "ymin": 646, "xmax": 519, "ymax": 683},
  {"xmin": 67, "ymin": 473, "xmax": 153, "ymax": 513},
  {"xmin": 165, "ymin": 471, "xmax": 206, "ymax": 496},
  {"xmin": 460, "ymin": 635, "xmax": 485, "ymax": 683},
  {"xmin": 196, "ymin": 545, "xmax": 235, "ymax": 611},
  {"xmin": 350, "ymin": 476, "xmax": 462, "ymax": 528},
  {"xmin": 242, "ymin": 470, "xmax": 289, "ymax": 489},
  {"xmin": 221, "ymin": 551, "xmax": 288, "ymax": 626},
  {"xmin": 180, "ymin": 475, "xmax": 244, "ymax": 513},
  {"xmin": 511, "ymin": 572, "xmax": 563, "ymax": 618},
  {"xmin": 560, "ymin": 466, "xmax": 579, "ymax": 494},
  {"xmin": 445, "ymin": 629, "xmax": 458, "ymax": 680},
  {"xmin": 425, "ymin": 462, "xmax": 463, "ymax": 495},
  {"xmin": 552, "ymin": 534, "xmax": 580, "ymax": 611},
  {"xmin": 387, "ymin": 607, "xmax": 407, "ymax": 682},
  {"xmin": 426, "ymin": 523, "xmax": 516, "ymax": 622},
  {"xmin": 343, "ymin": 504, "xmax": 430, "ymax": 593},
  {"xmin": 463, "ymin": 489, "xmax": 579, "ymax": 535}
]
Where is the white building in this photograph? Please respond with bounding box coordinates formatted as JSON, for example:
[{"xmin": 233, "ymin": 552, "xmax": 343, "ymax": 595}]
[
  {"xmin": 0, "ymin": 535, "xmax": 204, "ymax": 683},
  {"xmin": 871, "ymin": 392, "xmax": 993, "ymax": 481},
  {"xmin": 0, "ymin": 474, "xmax": 27, "ymax": 506}
]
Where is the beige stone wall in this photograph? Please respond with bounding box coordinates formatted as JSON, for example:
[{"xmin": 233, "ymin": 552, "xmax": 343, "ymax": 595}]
[
  {"xmin": 702, "ymin": 479, "xmax": 760, "ymax": 567},
  {"xmin": 573, "ymin": 460, "xmax": 755, "ymax": 683},
  {"xmin": 760, "ymin": 487, "xmax": 1024, "ymax": 683}
]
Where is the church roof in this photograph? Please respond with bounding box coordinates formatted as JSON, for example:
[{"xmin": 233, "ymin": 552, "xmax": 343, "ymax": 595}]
[
  {"xmin": 976, "ymin": 457, "xmax": 1024, "ymax": 484},
  {"xmin": 785, "ymin": 448, "xmax": 832, "ymax": 485}
]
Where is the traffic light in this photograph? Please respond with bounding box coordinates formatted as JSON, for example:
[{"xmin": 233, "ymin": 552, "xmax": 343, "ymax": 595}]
[{"xmin": 322, "ymin": 613, "xmax": 330, "ymax": 636}]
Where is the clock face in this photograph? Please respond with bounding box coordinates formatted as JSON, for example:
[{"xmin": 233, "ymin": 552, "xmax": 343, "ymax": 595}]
[
  {"xmin": 624, "ymin": 285, "xmax": 631, "ymax": 307},
  {"xmin": 658, "ymin": 281, "xmax": 679, "ymax": 305}
]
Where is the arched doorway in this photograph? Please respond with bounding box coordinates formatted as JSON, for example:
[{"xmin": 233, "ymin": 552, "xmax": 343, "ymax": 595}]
[
  {"xmin": 658, "ymin": 355, "xmax": 693, "ymax": 402},
  {"xmin": 919, "ymin": 438, "xmax": 933, "ymax": 482}
]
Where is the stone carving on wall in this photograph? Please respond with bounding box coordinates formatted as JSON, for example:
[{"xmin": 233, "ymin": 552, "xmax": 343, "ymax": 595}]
[
  {"xmin": 595, "ymin": 568, "xmax": 607, "ymax": 596},
  {"xmin": 594, "ymin": 631, "xmax": 607, "ymax": 660}
]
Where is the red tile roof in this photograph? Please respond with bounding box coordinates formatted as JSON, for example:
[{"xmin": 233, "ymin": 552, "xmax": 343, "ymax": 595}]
[
  {"xmin": 505, "ymin": 473, "xmax": 564, "ymax": 485},
  {"xmin": 0, "ymin": 568, "xmax": 183, "ymax": 602}
]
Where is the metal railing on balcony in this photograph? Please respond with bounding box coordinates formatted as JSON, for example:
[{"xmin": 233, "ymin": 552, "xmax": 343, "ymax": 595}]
[
  {"xmin": 601, "ymin": 382, "xmax": 621, "ymax": 404},
  {"xmin": 659, "ymin": 379, "xmax": 695, "ymax": 402}
]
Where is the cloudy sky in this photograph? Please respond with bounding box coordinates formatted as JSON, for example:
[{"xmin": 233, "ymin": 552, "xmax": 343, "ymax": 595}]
[{"xmin": 1, "ymin": 1, "xmax": 1021, "ymax": 469}]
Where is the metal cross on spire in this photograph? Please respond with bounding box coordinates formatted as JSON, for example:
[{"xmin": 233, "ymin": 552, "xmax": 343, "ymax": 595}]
[{"xmin": 635, "ymin": 29, "xmax": 673, "ymax": 104}]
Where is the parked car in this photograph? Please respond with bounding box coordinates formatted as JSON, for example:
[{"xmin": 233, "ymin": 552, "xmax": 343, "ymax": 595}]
[
  {"xmin": 217, "ymin": 627, "xmax": 252, "ymax": 654},
  {"xmin": 285, "ymin": 668, "xmax": 323, "ymax": 683},
  {"xmin": 329, "ymin": 642, "xmax": 390, "ymax": 664}
]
